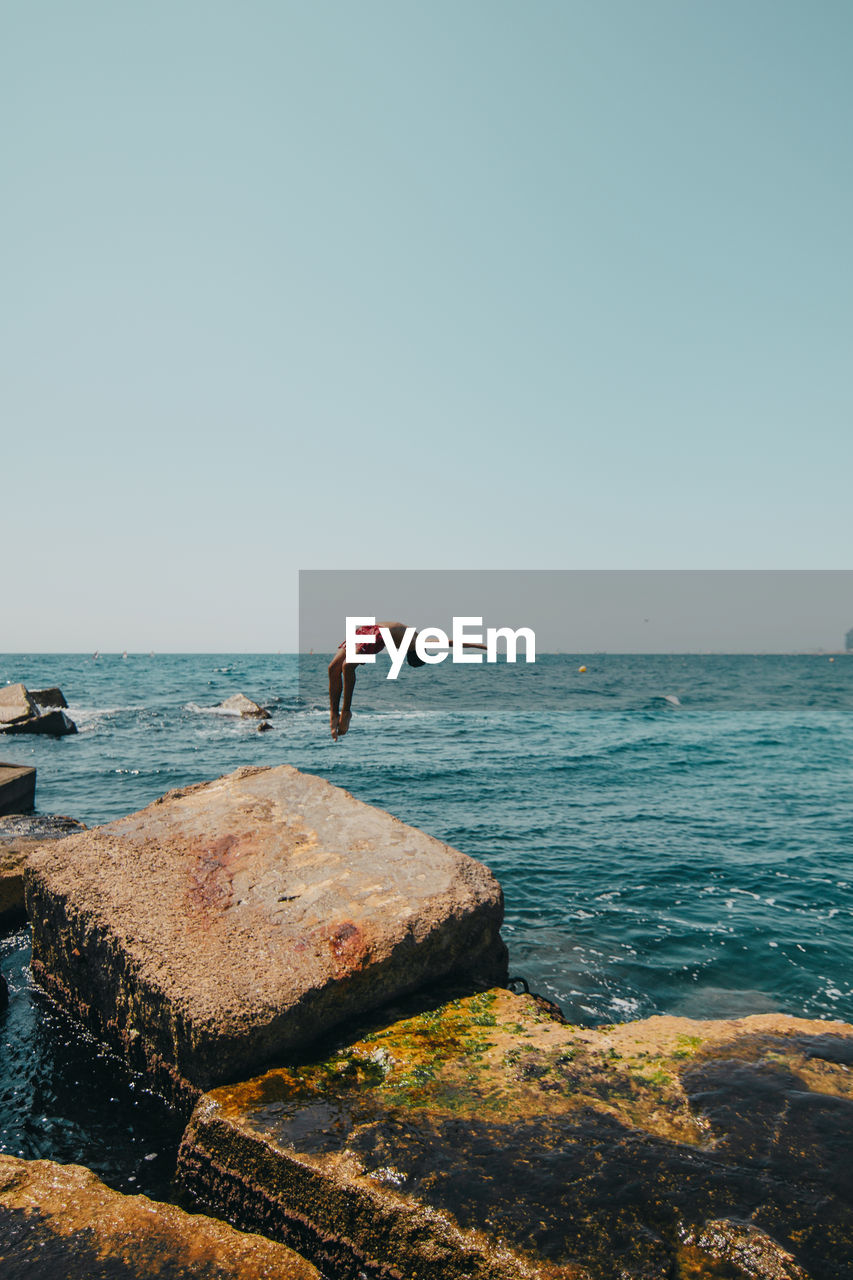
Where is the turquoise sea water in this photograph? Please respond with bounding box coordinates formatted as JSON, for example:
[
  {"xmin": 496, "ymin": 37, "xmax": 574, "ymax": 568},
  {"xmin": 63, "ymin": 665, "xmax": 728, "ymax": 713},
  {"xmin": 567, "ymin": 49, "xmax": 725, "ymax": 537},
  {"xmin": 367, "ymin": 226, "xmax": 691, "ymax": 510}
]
[{"xmin": 1, "ymin": 651, "xmax": 852, "ymax": 1195}]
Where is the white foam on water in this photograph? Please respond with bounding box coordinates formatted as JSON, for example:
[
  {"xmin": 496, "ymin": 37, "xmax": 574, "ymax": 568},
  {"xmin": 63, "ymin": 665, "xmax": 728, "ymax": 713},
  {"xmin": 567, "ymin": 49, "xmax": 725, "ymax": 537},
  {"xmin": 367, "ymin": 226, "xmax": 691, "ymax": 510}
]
[
  {"xmin": 184, "ymin": 702, "xmax": 247, "ymax": 718},
  {"xmin": 64, "ymin": 705, "xmax": 145, "ymax": 730},
  {"xmin": 609, "ymin": 996, "xmax": 641, "ymax": 1016}
]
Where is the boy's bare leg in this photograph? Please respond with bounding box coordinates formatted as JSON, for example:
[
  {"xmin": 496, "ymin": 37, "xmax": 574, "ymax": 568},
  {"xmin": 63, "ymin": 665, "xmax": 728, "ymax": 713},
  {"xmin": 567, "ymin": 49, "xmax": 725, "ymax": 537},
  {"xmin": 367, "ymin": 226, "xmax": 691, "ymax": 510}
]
[
  {"xmin": 328, "ymin": 652, "xmax": 344, "ymax": 739},
  {"xmin": 338, "ymin": 663, "xmax": 357, "ymax": 736}
]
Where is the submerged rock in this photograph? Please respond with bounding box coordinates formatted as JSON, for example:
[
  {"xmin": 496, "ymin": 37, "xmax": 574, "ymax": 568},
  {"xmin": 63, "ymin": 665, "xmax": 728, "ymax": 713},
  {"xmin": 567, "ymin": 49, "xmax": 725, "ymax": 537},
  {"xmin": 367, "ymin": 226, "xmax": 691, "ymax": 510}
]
[
  {"xmin": 0, "ymin": 1153, "xmax": 319, "ymax": 1278},
  {"xmin": 178, "ymin": 991, "xmax": 853, "ymax": 1280},
  {"xmin": 0, "ymin": 814, "xmax": 86, "ymax": 841},
  {"xmin": 0, "ymin": 815, "xmax": 86, "ymax": 927},
  {"xmin": 215, "ymin": 693, "xmax": 270, "ymax": 718},
  {"xmin": 25, "ymin": 765, "xmax": 507, "ymax": 1097}
]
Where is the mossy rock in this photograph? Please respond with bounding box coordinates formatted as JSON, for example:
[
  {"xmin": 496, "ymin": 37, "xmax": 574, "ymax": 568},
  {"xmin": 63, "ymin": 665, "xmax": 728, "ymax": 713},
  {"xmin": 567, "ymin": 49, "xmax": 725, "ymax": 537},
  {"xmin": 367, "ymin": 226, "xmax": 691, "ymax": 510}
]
[{"xmin": 178, "ymin": 990, "xmax": 853, "ymax": 1278}]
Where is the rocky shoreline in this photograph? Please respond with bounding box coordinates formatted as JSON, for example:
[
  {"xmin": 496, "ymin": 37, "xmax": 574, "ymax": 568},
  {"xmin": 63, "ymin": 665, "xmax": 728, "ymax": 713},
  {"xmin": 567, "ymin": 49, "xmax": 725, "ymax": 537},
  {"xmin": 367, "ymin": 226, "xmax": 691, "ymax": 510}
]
[{"xmin": 3, "ymin": 766, "xmax": 852, "ymax": 1277}]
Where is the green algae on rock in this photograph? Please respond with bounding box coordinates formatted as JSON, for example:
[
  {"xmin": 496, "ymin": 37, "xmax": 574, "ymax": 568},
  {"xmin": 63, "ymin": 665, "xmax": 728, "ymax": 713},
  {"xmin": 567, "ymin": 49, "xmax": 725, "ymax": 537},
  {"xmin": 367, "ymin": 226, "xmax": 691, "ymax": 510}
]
[
  {"xmin": 24, "ymin": 765, "xmax": 507, "ymax": 1098},
  {"xmin": 177, "ymin": 989, "xmax": 853, "ymax": 1279},
  {"xmin": 0, "ymin": 1152, "xmax": 319, "ymax": 1279}
]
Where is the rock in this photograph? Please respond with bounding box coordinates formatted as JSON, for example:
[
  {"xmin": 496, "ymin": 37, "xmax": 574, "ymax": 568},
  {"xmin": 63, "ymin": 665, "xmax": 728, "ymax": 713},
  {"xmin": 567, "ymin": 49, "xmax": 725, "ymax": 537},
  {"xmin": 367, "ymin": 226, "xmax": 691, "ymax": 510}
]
[
  {"xmin": 679, "ymin": 1219, "xmax": 810, "ymax": 1279},
  {"xmin": 25, "ymin": 765, "xmax": 507, "ymax": 1098},
  {"xmin": 0, "ymin": 972, "xmax": 7, "ymax": 1010},
  {"xmin": 0, "ymin": 814, "xmax": 86, "ymax": 841},
  {"xmin": 256, "ymin": 721, "xmax": 273, "ymax": 732},
  {"xmin": 0, "ymin": 686, "xmax": 77, "ymax": 737},
  {"xmin": 215, "ymin": 694, "xmax": 270, "ymax": 718},
  {"xmin": 0, "ymin": 1153, "xmax": 319, "ymax": 1279},
  {"xmin": 0, "ymin": 763, "xmax": 36, "ymax": 816},
  {"xmin": 0, "ymin": 815, "xmax": 86, "ymax": 928},
  {"xmin": 37, "ymin": 709, "xmax": 76, "ymax": 736},
  {"xmin": 178, "ymin": 991, "xmax": 853, "ymax": 1280},
  {"xmin": 29, "ymin": 686, "xmax": 68, "ymax": 708},
  {"xmin": 0, "ymin": 684, "xmax": 36, "ymax": 727},
  {"xmin": 1, "ymin": 842, "xmax": 31, "ymax": 927},
  {"xmin": 1, "ymin": 708, "xmax": 77, "ymax": 736}
]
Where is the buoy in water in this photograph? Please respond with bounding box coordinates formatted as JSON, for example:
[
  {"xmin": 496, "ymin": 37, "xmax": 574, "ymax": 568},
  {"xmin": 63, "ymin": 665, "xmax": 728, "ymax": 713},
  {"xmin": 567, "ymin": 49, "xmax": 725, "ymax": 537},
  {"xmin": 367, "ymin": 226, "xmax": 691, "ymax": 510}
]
[{"xmin": 578, "ymin": 665, "xmax": 587, "ymax": 673}]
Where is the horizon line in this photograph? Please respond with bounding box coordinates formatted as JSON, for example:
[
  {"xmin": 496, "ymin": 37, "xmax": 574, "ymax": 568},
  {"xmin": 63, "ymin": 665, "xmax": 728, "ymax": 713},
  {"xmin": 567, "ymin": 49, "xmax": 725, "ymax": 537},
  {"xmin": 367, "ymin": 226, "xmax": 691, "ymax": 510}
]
[{"xmin": 2, "ymin": 650, "xmax": 852, "ymax": 659}]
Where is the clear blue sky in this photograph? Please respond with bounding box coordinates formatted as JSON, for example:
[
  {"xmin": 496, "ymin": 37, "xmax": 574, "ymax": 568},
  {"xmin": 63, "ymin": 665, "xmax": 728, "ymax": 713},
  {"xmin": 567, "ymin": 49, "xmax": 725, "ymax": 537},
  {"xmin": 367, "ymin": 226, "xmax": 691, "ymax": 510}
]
[{"xmin": 3, "ymin": 2, "xmax": 851, "ymax": 650}]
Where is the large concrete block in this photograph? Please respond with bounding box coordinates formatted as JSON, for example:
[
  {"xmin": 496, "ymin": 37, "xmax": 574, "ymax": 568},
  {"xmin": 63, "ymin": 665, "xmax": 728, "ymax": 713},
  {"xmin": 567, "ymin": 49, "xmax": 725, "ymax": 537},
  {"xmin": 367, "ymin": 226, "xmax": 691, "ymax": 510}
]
[
  {"xmin": 0, "ymin": 1154, "xmax": 318, "ymax": 1278},
  {"xmin": 178, "ymin": 992, "xmax": 853, "ymax": 1280},
  {"xmin": 26, "ymin": 765, "xmax": 506, "ymax": 1096}
]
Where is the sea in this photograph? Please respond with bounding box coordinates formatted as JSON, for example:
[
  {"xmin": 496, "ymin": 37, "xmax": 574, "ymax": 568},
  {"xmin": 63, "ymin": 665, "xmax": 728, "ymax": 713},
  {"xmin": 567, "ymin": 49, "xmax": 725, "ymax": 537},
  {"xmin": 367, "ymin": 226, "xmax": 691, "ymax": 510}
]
[{"xmin": 1, "ymin": 651, "xmax": 851, "ymax": 1199}]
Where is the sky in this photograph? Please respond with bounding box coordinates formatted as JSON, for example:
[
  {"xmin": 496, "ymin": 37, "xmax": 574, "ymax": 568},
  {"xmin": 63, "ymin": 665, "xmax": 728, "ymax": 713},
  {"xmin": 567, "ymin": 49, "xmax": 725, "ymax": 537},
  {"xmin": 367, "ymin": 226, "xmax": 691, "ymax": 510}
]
[{"xmin": 2, "ymin": 2, "xmax": 851, "ymax": 651}]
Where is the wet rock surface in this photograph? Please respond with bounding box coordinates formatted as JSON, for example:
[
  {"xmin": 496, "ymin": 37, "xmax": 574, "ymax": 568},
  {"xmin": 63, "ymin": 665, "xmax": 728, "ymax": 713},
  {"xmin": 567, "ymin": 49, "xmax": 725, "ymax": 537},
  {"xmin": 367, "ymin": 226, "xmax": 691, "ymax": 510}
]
[
  {"xmin": 25, "ymin": 765, "xmax": 507, "ymax": 1097},
  {"xmin": 29, "ymin": 686, "xmax": 68, "ymax": 708},
  {"xmin": 0, "ymin": 815, "xmax": 86, "ymax": 926},
  {"xmin": 178, "ymin": 990, "xmax": 853, "ymax": 1280},
  {"xmin": 0, "ymin": 814, "xmax": 86, "ymax": 842},
  {"xmin": 3, "ymin": 707, "xmax": 78, "ymax": 736},
  {"xmin": 0, "ymin": 1153, "xmax": 319, "ymax": 1278}
]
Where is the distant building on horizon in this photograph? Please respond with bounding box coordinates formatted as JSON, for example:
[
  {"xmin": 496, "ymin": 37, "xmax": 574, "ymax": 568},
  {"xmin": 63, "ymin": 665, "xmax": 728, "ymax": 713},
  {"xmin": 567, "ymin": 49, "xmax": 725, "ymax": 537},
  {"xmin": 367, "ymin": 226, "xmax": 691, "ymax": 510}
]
[{"xmin": 847, "ymin": 627, "xmax": 853, "ymax": 652}]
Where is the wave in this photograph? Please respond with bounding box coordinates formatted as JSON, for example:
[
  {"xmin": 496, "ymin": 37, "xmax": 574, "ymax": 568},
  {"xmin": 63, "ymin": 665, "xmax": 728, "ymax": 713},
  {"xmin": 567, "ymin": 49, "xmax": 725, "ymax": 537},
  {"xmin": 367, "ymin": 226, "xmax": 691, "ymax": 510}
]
[{"xmin": 63, "ymin": 705, "xmax": 147, "ymax": 730}]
